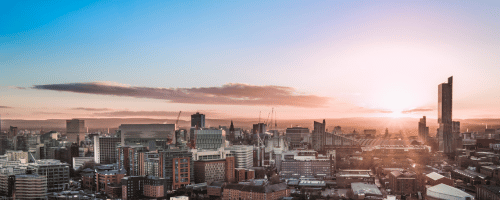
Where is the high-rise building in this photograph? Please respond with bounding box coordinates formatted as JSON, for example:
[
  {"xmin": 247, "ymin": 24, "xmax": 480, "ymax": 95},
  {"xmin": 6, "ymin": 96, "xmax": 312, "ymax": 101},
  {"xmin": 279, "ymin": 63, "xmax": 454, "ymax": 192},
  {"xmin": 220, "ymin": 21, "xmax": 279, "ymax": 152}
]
[
  {"xmin": 66, "ymin": 119, "xmax": 85, "ymax": 145},
  {"xmin": 119, "ymin": 124, "xmax": 175, "ymax": 146},
  {"xmin": 418, "ymin": 116, "xmax": 429, "ymax": 142},
  {"xmin": 286, "ymin": 127, "xmax": 309, "ymax": 149},
  {"xmin": 93, "ymin": 136, "xmax": 121, "ymax": 164},
  {"xmin": 191, "ymin": 112, "xmax": 205, "ymax": 128},
  {"xmin": 438, "ymin": 76, "xmax": 453, "ymax": 154},
  {"xmin": 156, "ymin": 148, "xmax": 194, "ymax": 190},
  {"xmin": 252, "ymin": 123, "xmax": 267, "ymax": 135},
  {"xmin": 312, "ymin": 120, "xmax": 326, "ymax": 151}
]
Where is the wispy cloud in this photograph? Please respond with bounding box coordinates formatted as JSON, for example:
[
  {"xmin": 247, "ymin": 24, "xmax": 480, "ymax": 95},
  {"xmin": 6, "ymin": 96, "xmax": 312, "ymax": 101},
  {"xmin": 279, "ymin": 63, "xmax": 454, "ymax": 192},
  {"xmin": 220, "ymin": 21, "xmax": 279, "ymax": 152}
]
[
  {"xmin": 352, "ymin": 107, "xmax": 393, "ymax": 114},
  {"xmin": 72, "ymin": 107, "xmax": 113, "ymax": 111},
  {"xmin": 8, "ymin": 86, "xmax": 26, "ymax": 90},
  {"xmin": 402, "ymin": 107, "xmax": 435, "ymax": 114},
  {"xmin": 33, "ymin": 82, "xmax": 330, "ymax": 107},
  {"xmin": 0, "ymin": 106, "xmax": 13, "ymax": 109}
]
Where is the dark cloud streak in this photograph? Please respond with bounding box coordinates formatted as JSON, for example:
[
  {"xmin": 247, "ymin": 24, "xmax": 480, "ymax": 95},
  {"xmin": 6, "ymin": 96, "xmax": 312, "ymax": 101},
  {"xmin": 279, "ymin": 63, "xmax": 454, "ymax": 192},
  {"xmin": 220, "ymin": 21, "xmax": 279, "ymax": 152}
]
[{"xmin": 33, "ymin": 82, "xmax": 330, "ymax": 107}]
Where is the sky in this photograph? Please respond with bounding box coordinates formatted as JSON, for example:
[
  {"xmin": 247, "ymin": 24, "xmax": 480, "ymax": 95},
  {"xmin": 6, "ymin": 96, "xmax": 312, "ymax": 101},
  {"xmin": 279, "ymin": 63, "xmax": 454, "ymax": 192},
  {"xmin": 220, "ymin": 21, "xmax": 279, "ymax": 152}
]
[{"xmin": 0, "ymin": 0, "xmax": 499, "ymax": 120}]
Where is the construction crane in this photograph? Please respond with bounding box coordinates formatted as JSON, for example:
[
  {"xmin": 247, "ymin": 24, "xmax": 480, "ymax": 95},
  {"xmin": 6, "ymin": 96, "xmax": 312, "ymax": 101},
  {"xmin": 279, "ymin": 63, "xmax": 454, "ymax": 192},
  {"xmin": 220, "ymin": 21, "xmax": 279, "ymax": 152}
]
[{"xmin": 175, "ymin": 111, "xmax": 182, "ymax": 128}]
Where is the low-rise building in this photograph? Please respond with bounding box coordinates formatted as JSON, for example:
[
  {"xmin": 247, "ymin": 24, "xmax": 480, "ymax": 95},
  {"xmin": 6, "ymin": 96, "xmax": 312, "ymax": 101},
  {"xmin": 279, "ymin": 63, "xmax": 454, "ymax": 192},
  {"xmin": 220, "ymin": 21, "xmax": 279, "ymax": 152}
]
[
  {"xmin": 476, "ymin": 184, "xmax": 500, "ymax": 200},
  {"xmin": 336, "ymin": 169, "xmax": 375, "ymax": 188},
  {"xmin": 426, "ymin": 183, "xmax": 475, "ymax": 200},
  {"xmin": 222, "ymin": 180, "xmax": 289, "ymax": 200}
]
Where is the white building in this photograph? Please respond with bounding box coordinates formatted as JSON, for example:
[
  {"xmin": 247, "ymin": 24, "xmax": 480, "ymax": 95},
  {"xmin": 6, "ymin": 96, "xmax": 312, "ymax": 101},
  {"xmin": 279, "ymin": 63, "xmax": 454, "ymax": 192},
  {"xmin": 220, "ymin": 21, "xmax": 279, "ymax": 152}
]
[
  {"xmin": 226, "ymin": 145, "xmax": 253, "ymax": 169},
  {"xmin": 427, "ymin": 184, "xmax": 475, "ymax": 200}
]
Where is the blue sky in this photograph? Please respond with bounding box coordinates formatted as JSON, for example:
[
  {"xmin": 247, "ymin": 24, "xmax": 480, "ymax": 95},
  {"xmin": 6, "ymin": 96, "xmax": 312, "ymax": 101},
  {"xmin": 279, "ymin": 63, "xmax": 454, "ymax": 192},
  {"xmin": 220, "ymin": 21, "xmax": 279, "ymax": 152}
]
[{"xmin": 1, "ymin": 1, "xmax": 499, "ymax": 119}]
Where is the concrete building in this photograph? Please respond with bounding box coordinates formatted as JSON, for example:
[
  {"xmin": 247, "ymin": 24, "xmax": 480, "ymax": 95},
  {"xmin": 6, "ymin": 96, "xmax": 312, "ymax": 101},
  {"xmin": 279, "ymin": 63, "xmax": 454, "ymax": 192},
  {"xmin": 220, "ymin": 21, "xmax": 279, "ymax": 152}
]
[
  {"xmin": 93, "ymin": 136, "xmax": 121, "ymax": 164},
  {"xmin": 66, "ymin": 119, "xmax": 85, "ymax": 145},
  {"xmin": 226, "ymin": 145, "xmax": 253, "ymax": 169},
  {"xmin": 252, "ymin": 123, "xmax": 267, "ymax": 135},
  {"xmin": 438, "ymin": 76, "xmax": 453, "ymax": 154},
  {"xmin": 119, "ymin": 124, "xmax": 175, "ymax": 146},
  {"xmin": 286, "ymin": 127, "xmax": 309, "ymax": 149},
  {"xmin": 72, "ymin": 157, "xmax": 94, "ymax": 170},
  {"xmin": 195, "ymin": 129, "xmax": 226, "ymax": 150},
  {"xmin": 28, "ymin": 159, "xmax": 70, "ymax": 192},
  {"xmin": 312, "ymin": 120, "xmax": 326, "ymax": 151},
  {"xmin": 12, "ymin": 174, "xmax": 47, "ymax": 200},
  {"xmin": 279, "ymin": 150, "xmax": 334, "ymax": 179}
]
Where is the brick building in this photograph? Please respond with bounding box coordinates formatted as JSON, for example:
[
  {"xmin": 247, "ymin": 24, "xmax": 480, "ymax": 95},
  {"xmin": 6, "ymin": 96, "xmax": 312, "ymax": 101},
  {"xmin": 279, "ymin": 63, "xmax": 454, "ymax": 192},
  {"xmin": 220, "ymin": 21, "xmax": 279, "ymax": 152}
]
[{"xmin": 222, "ymin": 181, "xmax": 289, "ymax": 200}]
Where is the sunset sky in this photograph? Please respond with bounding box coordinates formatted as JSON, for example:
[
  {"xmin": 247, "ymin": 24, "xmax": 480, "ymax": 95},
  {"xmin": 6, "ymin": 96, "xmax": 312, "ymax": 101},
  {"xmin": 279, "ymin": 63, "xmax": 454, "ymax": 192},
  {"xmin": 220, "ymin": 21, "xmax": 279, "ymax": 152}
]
[{"xmin": 1, "ymin": 1, "xmax": 499, "ymax": 120}]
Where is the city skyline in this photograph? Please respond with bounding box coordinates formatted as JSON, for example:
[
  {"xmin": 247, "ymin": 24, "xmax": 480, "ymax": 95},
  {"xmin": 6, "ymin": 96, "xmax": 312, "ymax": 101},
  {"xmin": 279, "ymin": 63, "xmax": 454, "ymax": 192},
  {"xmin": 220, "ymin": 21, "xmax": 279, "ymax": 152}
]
[{"xmin": 1, "ymin": 1, "xmax": 500, "ymax": 120}]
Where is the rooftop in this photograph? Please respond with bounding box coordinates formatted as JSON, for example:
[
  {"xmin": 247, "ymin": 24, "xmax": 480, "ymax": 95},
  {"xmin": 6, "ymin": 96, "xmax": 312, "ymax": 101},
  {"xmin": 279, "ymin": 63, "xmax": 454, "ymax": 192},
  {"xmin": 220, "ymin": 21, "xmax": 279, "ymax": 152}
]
[
  {"xmin": 426, "ymin": 172, "xmax": 445, "ymax": 181},
  {"xmin": 427, "ymin": 184, "xmax": 474, "ymax": 199},
  {"xmin": 351, "ymin": 182, "xmax": 382, "ymax": 196}
]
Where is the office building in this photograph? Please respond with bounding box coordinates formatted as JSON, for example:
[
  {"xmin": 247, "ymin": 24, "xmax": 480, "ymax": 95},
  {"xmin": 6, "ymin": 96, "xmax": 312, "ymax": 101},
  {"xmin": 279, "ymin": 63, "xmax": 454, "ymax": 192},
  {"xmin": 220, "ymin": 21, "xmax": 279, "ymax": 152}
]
[
  {"xmin": 226, "ymin": 145, "xmax": 253, "ymax": 169},
  {"xmin": 279, "ymin": 150, "xmax": 335, "ymax": 179},
  {"xmin": 93, "ymin": 136, "xmax": 121, "ymax": 164},
  {"xmin": 28, "ymin": 159, "xmax": 70, "ymax": 192},
  {"xmin": 418, "ymin": 116, "xmax": 429, "ymax": 141},
  {"xmin": 154, "ymin": 148, "xmax": 194, "ymax": 190},
  {"xmin": 312, "ymin": 120, "xmax": 326, "ymax": 151},
  {"xmin": 66, "ymin": 119, "xmax": 85, "ymax": 145},
  {"xmin": 286, "ymin": 127, "xmax": 309, "ymax": 149},
  {"xmin": 119, "ymin": 124, "xmax": 175, "ymax": 146},
  {"xmin": 12, "ymin": 174, "xmax": 47, "ymax": 200},
  {"xmin": 195, "ymin": 129, "xmax": 226, "ymax": 150},
  {"xmin": 191, "ymin": 112, "xmax": 205, "ymax": 128},
  {"xmin": 438, "ymin": 76, "xmax": 453, "ymax": 154}
]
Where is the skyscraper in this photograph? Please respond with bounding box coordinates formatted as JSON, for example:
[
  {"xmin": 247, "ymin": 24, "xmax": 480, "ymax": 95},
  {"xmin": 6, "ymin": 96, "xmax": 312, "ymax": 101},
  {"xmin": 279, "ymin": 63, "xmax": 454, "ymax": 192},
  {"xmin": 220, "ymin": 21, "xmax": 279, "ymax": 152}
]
[
  {"xmin": 191, "ymin": 112, "xmax": 205, "ymax": 128},
  {"xmin": 438, "ymin": 76, "xmax": 453, "ymax": 154},
  {"xmin": 418, "ymin": 116, "xmax": 429, "ymax": 142},
  {"xmin": 66, "ymin": 119, "xmax": 85, "ymax": 145},
  {"xmin": 312, "ymin": 120, "xmax": 326, "ymax": 151}
]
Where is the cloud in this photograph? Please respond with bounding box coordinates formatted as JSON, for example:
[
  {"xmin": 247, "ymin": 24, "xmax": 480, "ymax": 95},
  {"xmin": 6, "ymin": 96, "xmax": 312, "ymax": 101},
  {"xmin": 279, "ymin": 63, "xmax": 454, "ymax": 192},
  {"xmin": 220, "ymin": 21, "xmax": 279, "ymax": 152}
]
[
  {"xmin": 0, "ymin": 106, "xmax": 13, "ymax": 109},
  {"xmin": 72, "ymin": 107, "xmax": 113, "ymax": 111},
  {"xmin": 33, "ymin": 82, "xmax": 330, "ymax": 107},
  {"xmin": 402, "ymin": 108, "xmax": 435, "ymax": 114},
  {"xmin": 352, "ymin": 107, "xmax": 393, "ymax": 114},
  {"xmin": 8, "ymin": 86, "xmax": 26, "ymax": 90},
  {"xmin": 93, "ymin": 111, "xmax": 193, "ymax": 117}
]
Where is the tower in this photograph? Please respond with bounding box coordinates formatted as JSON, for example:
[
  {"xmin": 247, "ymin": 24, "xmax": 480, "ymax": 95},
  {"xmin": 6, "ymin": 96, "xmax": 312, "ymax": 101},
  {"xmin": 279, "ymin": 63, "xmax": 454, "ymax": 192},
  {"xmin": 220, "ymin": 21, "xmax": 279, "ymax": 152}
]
[
  {"xmin": 312, "ymin": 119, "xmax": 326, "ymax": 151},
  {"xmin": 229, "ymin": 120, "xmax": 235, "ymax": 141},
  {"xmin": 438, "ymin": 76, "xmax": 453, "ymax": 154},
  {"xmin": 418, "ymin": 116, "xmax": 429, "ymax": 142}
]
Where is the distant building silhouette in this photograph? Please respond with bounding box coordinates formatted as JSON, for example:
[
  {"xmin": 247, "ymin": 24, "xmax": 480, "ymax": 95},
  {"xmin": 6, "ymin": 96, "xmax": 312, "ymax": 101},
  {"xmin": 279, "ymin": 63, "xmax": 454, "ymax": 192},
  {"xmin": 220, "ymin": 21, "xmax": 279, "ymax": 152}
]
[
  {"xmin": 66, "ymin": 119, "xmax": 85, "ymax": 145},
  {"xmin": 228, "ymin": 120, "xmax": 235, "ymax": 141},
  {"xmin": 418, "ymin": 116, "xmax": 429, "ymax": 142},
  {"xmin": 191, "ymin": 112, "xmax": 205, "ymax": 128},
  {"xmin": 438, "ymin": 76, "xmax": 453, "ymax": 154}
]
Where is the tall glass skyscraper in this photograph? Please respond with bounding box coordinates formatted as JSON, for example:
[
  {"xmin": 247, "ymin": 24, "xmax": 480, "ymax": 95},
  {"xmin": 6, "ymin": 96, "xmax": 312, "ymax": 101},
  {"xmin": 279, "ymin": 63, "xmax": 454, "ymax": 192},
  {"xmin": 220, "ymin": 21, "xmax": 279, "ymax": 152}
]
[{"xmin": 438, "ymin": 76, "xmax": 453, "ymax": 154}]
